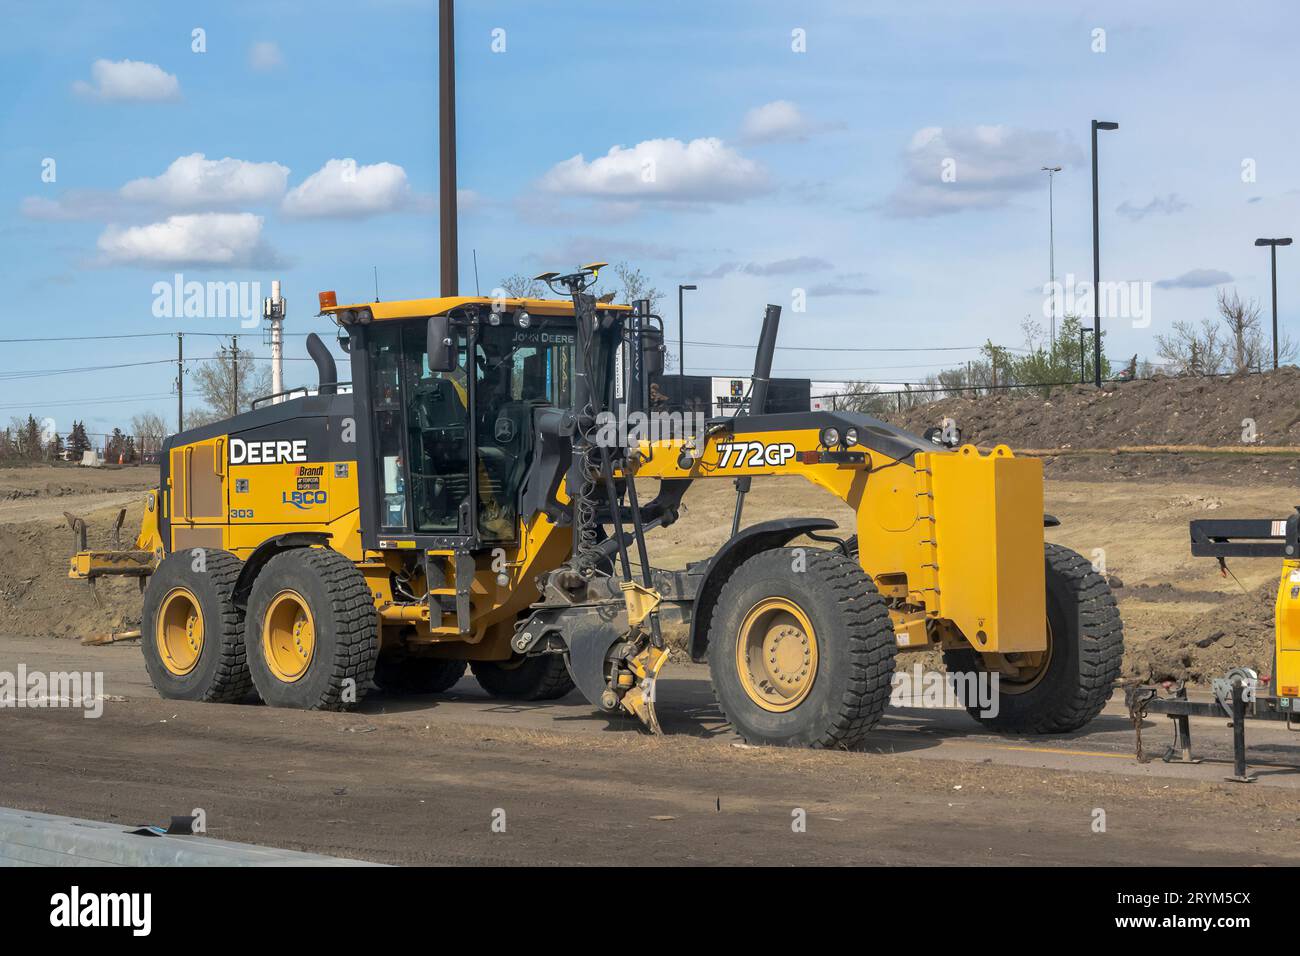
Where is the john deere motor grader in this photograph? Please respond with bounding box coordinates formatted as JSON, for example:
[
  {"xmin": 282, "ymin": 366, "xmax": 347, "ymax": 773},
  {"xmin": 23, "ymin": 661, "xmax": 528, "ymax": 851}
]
[{"xmin": 72, "ymin": 263, "xmax": 1123, "ymax": 748}]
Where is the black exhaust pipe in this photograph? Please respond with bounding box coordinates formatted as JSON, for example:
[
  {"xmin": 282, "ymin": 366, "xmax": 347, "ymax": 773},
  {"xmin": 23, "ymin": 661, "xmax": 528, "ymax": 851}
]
[
  {"xmin": 730, "ymin": 304, "xmax": 782, "ymax": 537},
  {"xmin": 306, "ymin": 332, "xmax": 338, "ymax": 396}
]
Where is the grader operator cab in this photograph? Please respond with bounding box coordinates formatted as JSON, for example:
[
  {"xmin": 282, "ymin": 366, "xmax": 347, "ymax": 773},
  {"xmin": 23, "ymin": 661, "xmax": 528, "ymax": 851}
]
[{"xmin": 72, "ymin": 262, "xmax": 1123, "ymax": 748}]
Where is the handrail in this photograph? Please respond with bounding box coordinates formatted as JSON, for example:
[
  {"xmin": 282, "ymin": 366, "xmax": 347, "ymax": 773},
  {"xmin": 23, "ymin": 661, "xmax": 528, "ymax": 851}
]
[{"xmin": 251, "ymin": 383, "xmax": 353, "ymax": 409}]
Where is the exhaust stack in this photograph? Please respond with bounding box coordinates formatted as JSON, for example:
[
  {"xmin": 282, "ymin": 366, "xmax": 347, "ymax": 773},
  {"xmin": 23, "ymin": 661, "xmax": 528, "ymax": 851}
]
[
  {"xmin": 730, "ymin": 304, "xmax": 782, "ymax": 537},
  {"xmin": 306, "ymin": 333, "xmax": 337, "ymax": 396}
]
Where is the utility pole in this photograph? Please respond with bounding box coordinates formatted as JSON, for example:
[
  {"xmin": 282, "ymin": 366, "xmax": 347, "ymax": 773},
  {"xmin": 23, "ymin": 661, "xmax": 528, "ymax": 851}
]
[
  {"xmin": 1254, "ymin": 237, "xmax": 1292, "ymax": 369},
  {"xmin": 1091, "ymin": 120, "xmax": 1119, "ymax": 387},
  {"xmin": 439, "ymin": 0, "xmax": 458, "ymax": 296},
  {"xmin": 221, "ymin": 336, "xmax": 242, "ymax": 417},
  {"xmin": 232, "ymin": 336, "xmax": 239, "ymax": 415},
  {"xmin": 176, "ymin": 332, "xmax": 184, "ymax": 432},
  {"xmin": 1041, "ymin": 165, "xmax": 1062, "ymax": 347}
]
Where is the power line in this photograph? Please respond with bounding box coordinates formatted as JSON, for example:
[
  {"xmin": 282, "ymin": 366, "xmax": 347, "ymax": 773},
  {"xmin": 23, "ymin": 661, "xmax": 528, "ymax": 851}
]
[
  {"xmin": 0, "ymin": 330, "xmax": 319, "ymax": 344},
  {"xmin": 0, "ymin": 359, "xmax": 178, "ymax": 381},
  {"xmin": 684, "ymin": 339, "xmax": 1032, "ymax": 354},
  {"xmin": 0, "ymin": 392, "xmax": 173, "ymax": 412}
]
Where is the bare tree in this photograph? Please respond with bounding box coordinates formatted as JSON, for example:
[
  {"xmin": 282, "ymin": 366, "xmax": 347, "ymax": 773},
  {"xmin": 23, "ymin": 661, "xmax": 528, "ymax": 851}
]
[
  {"xmin": 936, "ymin": 366, "xmax": 971, "ymax": 397},
  {"xmin": 588, "ymin": 261, "xmax": 665, "ymax": 314},
  {"xmin": 1154, "ymin": 319, "xmax": 1229, "ymax": 375},
  {"xmin": 1217, "ymin": 288, "xmax": 1265, "ymax": 371},
  {"xmin": 831, "ymin": 381, "xmax": 892, "ymax": 415},
  {"xmin": 190, "ymin": 348, "xmax": 273, "ymax": 423},
  {"xmin": 1217, "ymin": 286, "xmax": 1296, "ymax": 369},
  {"xmin": 131, "ymin": 411, "xmax": 168, "ymax": 454},
  {"xmin": 497, "ymin": 274, "xmax": 542, "ymax": 298}
]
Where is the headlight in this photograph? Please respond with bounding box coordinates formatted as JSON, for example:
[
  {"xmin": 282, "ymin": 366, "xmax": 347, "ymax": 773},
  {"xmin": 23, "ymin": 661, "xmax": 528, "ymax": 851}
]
[
  {"xmin": 819, "ymin": 426, "xmax": 840, "ymax": 448},
  {"xmin": 843, "ymin": 426, "xmax": 859, "ymax": 447},
  {"xmin": 517, "ymin": 310, "xmax": 532, "ymax": 328}
]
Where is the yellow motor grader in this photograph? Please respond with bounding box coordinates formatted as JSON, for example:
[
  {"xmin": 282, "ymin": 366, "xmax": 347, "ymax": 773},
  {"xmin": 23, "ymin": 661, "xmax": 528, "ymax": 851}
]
[{"xmin": 72, "ymin": 263, "xmax": 1123, "ymax": 748}]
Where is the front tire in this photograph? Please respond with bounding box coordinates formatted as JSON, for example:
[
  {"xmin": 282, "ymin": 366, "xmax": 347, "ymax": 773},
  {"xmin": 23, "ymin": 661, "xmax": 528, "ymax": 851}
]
[
  {"xmin": 141, "ymin": 549, "xmax": 253, "ymax": 703},
  {"xmin": 943, "ymin": 543, "xmax": 1124, "ymax": 734},
  {"xmin": 707, "ymin": 547, "xmax": 897, "ymax": 749},
  {"xmin": 245, "ymin": 548, "xmax": 378, "ymax": 711}
]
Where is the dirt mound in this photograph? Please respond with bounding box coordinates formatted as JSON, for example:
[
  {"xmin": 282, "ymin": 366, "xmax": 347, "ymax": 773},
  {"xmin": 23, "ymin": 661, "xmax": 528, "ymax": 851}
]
[
  {"xmin": 882, "ymin": 367, "xmax": 1300, "ymax": 450},
  {"xmin": 0, "ymin": 500, "xmax": 144, "ymax": 640},
  {"xmin": 1125, "ymin": 581, "xmax": 1277, "ymax": 684}
]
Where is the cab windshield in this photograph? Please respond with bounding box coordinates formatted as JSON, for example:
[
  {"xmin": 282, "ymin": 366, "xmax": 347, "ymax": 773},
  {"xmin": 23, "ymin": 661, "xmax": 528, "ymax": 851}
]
[{"xmin": 369, "ymin": 319, "xmax": 574, "ymax": 540}]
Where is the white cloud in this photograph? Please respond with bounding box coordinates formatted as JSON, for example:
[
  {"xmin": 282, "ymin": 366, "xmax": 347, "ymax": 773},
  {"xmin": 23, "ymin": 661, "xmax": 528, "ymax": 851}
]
[
  {"xmin": 1155, "ymin": 268, "xmax": 1233, "ymax": 289},
  {"xmin": 72, "ymin": 59, "xmax": 180, "ymax": 102},
  {"xmin": 281, "ymin": 159, "xmax": 413, "ymax": 218},
  {"xmin": 96, "ymin": 213, "xmax": 272, "ymax": 267},
  {"xmin": 121, "ymin": 154, "xmax": 289, "ymax": 207},
  {"xmin": 1117, "ymin": 193, "xmax": 1189, "ymax": 221},
  {"xmin": 249, "ymin": 41, "xmax": 284, "ymax": 72},
  {"xmin": 541, "ymin": 236, "xmax": 688, "ymax": 266},
  {"xmin": 20, "ymin": 191, "xmax": 127, "ymax": 221},
  {"xmin": 884, "ymin": 125, "xmax": 1081, "ymax": 218},
  {"xmin": 691, "ymin": 256, "xmax": 834, "ymax": 279},
  {"xmin": 741, "ymin": 101, "xmax": 815, "ymax": 143},
  {"xmin": 539, "ymin": 137, "xmax": 768, "ymax": 203}
]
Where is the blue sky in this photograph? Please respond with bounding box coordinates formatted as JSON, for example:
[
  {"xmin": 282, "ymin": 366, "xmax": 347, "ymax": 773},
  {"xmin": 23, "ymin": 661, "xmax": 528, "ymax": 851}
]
[{"xmin": 2, "ymin": 0, "xmax": 1298, "ymax": 435}]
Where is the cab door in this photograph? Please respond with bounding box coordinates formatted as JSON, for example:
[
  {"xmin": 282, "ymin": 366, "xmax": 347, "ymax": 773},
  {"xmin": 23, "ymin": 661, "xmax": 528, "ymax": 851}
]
[{"xmin": 367, "ymin": 321, "xmax": 473, "ymax": 538}]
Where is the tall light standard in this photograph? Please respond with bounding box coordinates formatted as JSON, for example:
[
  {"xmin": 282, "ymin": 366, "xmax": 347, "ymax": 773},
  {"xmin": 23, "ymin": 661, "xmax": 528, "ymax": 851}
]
[
  {"xmin": 1254, "ymin": 237, "xmax": 1292, "ymax": 369},
  {"xmin": 1041, "ymin": 165, "xmax": 1062, "ymax": 348},
  {"xmin": 677, "ymin": 283, "xmax": 697, "ymax": 410},
  {"xmin": 1090, "ymin": 120, "xmax": 1118, "ymax": 387}
]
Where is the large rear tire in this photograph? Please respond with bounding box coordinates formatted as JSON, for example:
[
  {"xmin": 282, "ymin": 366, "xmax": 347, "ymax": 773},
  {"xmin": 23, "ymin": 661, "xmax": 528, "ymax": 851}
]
[
  {"xmin": 470, "ymin": 655, "xmax": 574, "ymax": 701},
  {"xmin": 942, "ymin": 543, "xmax": 1123, "ymax": 734},
  {"xmin": 244, "ymin": 548, "xmax": 378, "ymax": 711},
  {"xmin": 141, "ymin": 549, "xmax": 253, "ymax": 703},
  {"xmin": 706, "ymin": 547, "xmax": 897, "ymax": 749}
]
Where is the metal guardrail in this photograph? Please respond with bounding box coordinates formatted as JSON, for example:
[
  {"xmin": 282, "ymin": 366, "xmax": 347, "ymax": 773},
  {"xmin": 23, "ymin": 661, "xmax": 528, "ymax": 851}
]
[
  {"xmin": 250, "ymin": 382, "xmax": 353, "ymax": 409},
  {"xmin": 0, "ymin": 807, "xmax": 383, "ymax": 867}
]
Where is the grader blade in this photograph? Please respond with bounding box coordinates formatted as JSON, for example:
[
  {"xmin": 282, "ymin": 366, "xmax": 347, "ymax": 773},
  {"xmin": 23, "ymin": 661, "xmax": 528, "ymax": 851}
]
[
  {"xmin": 619, "ymin": 643, "xmax": 670, "ymax": 734},
  {"xmin": 66, "ymin": 508, "xmax": 157, "ymax": 583}
]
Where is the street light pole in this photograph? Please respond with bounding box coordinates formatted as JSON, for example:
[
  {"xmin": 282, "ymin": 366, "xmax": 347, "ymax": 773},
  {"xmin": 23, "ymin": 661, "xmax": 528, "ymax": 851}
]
[
  {"xmin": 1042, "ymin": 165, "xmax": 1062, "ymax": 348},
  {"xmin": 677, "ymin": 283, "xmax": 697, "ymax": 410},
  {"xmin": 1091, "ymin": 120, "xmax": 1118, "ymax": 387},
  {"xmin": 438, "ymin": 0, "xmax": 458, "ymax": 296},
  {"xmin": 1255, "ymin": 237, "xmax": 1293, "ymax": 369},
  {"xmin": 1078, "ymin": 326, "xmax": 1092, "ymax": 384}
]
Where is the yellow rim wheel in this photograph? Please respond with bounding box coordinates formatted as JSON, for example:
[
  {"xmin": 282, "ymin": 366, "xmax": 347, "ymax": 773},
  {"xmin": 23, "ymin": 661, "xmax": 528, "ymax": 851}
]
[
  {"xmin": 735, "ymin": 597, "xmax": 818, "ymax": 712},
  {"xmin": 157, "ymin": 588, "xmax": 204, "ymax": 676},
  {"xmin": 985, "ymin": 618, "xmax": 1055, "ymax": 695},
  {"xmin": 262, "ymin": 590, "xmax": 316, "ymax": 683}
]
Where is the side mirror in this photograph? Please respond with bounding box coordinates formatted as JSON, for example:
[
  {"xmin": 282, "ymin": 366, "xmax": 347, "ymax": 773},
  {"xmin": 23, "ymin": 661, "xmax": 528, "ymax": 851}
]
[
  {"xmin": 427, "ymin": 315, "xmax": 454, "ymax": 372},
  {"xmin": 642, "ymin": 327, "xmax": 665, "ymax": 378}
]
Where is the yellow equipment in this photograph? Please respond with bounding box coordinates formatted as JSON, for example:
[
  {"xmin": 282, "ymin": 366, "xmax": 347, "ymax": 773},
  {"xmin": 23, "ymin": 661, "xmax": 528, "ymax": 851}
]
[
  {"xmin": 73, "ymin": 263, "xmax": 1124, "ymax": 748},
  {"xmin": 1126, "ymin": 512, "xmax": 1300, "ymax": 779}
]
